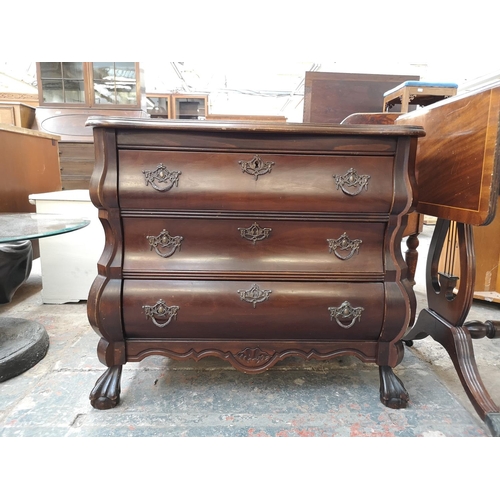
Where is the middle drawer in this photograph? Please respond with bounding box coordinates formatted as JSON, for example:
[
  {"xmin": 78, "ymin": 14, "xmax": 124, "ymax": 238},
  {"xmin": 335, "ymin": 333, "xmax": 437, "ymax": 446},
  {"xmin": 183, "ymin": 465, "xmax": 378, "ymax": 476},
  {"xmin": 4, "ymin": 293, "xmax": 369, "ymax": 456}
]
[{"xmin": 122, "ymin": 217, "xmax": 386, "ymax": 274}]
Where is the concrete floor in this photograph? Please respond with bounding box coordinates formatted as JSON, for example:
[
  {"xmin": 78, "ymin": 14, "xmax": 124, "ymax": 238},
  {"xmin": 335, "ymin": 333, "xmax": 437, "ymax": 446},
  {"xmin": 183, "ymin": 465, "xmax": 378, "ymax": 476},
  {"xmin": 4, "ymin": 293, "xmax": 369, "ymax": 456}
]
[{"xmin": 1, "ymin": 224, "xmax": 500, "ymax": 437}]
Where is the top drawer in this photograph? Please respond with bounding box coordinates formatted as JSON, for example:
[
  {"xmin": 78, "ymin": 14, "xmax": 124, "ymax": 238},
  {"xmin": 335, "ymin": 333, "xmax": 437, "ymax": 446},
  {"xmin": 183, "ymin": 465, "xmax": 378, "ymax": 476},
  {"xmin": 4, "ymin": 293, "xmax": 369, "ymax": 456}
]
[{"xmin": 118, "ymin": 151, "xmax": 395, "ymax": 213}]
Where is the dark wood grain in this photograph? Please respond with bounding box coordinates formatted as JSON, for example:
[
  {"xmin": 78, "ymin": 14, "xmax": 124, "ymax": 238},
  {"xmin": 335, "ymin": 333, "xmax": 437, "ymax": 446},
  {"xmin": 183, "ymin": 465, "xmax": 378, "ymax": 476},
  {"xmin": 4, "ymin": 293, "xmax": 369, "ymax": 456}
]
[
  {"xmin": 396, "ymin": 84, "xmax": 500, "ymax": 225},
  {"xmin": 302, "ymin": 72, "xmax": 419, "ymax": 123},
  {"xmin": 86, "ymin": 119, "xmax": 422, "ymax": 409}
]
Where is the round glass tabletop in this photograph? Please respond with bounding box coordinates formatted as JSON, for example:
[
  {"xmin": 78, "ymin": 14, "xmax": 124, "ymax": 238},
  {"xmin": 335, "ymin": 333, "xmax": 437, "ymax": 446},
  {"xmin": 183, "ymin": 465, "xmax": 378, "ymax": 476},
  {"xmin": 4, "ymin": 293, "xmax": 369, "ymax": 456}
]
[{"xmin": 0, "ymin": 213, "xmax": 91, "ymax": 243}]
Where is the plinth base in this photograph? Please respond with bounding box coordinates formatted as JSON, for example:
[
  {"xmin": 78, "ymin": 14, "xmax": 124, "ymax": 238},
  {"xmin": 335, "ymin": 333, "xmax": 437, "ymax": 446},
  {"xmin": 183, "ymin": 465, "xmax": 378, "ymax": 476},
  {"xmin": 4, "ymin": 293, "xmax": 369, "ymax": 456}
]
[{"xmin": 0, "ymin": 317, "xmax": 49, "ymax": 382}]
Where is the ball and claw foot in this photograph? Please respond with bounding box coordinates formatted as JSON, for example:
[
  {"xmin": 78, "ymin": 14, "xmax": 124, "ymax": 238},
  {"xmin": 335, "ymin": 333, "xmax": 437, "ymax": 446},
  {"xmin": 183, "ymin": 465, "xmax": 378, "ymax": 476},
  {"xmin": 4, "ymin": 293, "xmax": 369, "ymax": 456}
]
[
  {"xmin": 90, "ymin": 365, "xmax": 123, "ymax": 410},
  {"xmin": 379, "ymin": 366, "xmax": 410, "ymax": 409}
]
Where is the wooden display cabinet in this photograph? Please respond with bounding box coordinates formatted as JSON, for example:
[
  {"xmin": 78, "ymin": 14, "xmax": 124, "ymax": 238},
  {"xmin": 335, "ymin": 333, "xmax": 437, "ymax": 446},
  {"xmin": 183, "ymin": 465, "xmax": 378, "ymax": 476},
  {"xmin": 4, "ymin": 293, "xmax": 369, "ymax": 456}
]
[
  {"xmin": 34, "ymin": 62, "xmax": 147, "ymax": 190},
  {"xmin": 146, "ymin": 94, "xmax": 207, "ymax": 120}
]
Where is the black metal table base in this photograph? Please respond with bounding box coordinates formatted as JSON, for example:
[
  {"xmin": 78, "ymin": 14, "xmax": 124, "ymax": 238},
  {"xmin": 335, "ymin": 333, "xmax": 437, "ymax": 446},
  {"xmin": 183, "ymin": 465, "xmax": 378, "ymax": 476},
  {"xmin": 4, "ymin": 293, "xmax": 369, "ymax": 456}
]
[{"xmin": 0, "ymin": 317, "xmax": 49, "ymax": 382}]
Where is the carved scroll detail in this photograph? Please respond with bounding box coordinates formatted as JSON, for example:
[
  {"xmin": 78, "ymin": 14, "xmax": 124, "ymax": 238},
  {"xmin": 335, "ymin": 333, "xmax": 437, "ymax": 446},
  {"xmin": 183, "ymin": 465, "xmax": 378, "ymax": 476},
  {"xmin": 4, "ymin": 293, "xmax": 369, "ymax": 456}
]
[
  {"xmin": 147, "ymin": 229, "xmax": 183, "ymax": 258},
  {"xmin": 327, "ymin": 232, "xmax": 362, "ymax": 260},
  {"xmin": 328, "ymin": 301, "xmax": 364, "ymax": 329},
  {"xmin": 238, "ymin": 222, "xmax": 272, "ymax": 244},
  {"xmin": 237, "ymin": 283, "xmax": 272, "ymax": 308},
  {"xmin": 333, "ymin": 168, "xmax": 370, "ymax": 196},
  {"xmin": 236, "ymin": 347, "xmax": 273, "ymax": 366},
  {"xmin": 238, "ymin": 155, "xmax": 274, "ymax": 180},
  {"xmin": 143, "ymin": 163, "xmax": 181, "ymax": 192},
  {"xmin": 143, "ymin": 299, "xmax": 179, "ymax": 328}
]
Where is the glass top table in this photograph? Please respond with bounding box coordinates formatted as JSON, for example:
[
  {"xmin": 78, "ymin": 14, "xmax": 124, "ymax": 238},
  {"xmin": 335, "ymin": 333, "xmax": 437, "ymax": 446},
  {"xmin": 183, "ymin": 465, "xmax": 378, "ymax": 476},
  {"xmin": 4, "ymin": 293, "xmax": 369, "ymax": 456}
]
[
  {"xmin": 0, "ymin": 213, "xmax": 90, "ymax": 243},
  {"xmin": 0, "ymin": 212, "xmax": 91, "ymax": 383}
]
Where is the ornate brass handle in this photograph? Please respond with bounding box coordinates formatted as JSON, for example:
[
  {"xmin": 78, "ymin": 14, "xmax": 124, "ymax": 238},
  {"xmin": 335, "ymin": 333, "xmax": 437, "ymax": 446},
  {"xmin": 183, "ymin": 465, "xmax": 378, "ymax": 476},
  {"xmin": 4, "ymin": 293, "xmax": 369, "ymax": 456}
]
[
  {"xmin": 238, "ymin": 222, "xmax": 272, "ymax": 244},
  {"xmin": 237, "ymin": 284, "xmax": 272, "ymax": 308},
  {"xmin": 328, "ymin": 301, "xmax": 364, "ymax": 329},
  {"xmin": 143, "ymin": 163, "xmax": 181, "ymax": 192},
  {"xmin": 333, "ymin": 168, "xmax": 370, "ymax": 196},
  {"xmin": 147, "ymin": 229, "xmax": 183, "ymax": 258},
  {"xmin": 143, "ymin": 299, "xmax": 179, "ymax": 328},
  {"xmin": 238, "ymin": 155, "xmax": 274, "ymax": 180},
  {"xmin": 327, "ymin": 232, "xmax": 362, "ymax": 260}
]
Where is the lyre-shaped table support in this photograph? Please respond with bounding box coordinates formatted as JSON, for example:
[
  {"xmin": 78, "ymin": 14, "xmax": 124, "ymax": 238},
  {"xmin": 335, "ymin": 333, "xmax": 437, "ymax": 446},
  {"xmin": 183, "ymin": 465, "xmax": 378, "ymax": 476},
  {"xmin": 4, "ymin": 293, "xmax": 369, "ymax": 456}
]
[{"xmin": 404, "ymin": 218, "xmax": 500, "ymax": 436}]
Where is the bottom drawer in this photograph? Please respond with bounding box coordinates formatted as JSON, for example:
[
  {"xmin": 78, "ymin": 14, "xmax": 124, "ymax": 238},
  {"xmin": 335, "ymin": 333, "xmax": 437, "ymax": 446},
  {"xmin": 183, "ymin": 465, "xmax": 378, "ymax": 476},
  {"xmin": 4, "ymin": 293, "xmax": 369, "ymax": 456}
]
[{"xmin": 122, "ymin": 280, "xmax": 385, "ymax": 341}]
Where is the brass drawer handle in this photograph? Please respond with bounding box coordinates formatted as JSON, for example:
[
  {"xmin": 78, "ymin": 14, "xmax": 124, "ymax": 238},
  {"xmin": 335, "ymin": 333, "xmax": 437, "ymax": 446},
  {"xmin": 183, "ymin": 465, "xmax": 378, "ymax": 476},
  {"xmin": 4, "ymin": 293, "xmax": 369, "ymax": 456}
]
[
  {"xmin": 333, "ymin": 168, "xmax": 370, "ymax": 196},
  {"xmin": 143, "ymin": 163, "xmax": 181, "ymax": 192},
  {"xmin": 147, "ymin": 229, "xmax": 183, "ymax": 258},
  {"xmin": 238, "ymin": 155, "xmax": 274, "ymax": 180},
  {"xmin": 328, "ymin": 301, "xmax": 364, "ymax": 329},
  {"xmin": 143, "ymin": 299, "xmax": 179, "ymax": 328},
  {"xmin": 238, "ymin": 222, "xmax": 272, "ymax": 244},
  {"xmin": 327, "ymin": 232, "xmax": 362, "ymax": 260},
  {"xmin": 237, "ymin": 283, "xmax": 272, "ymax": 308}
]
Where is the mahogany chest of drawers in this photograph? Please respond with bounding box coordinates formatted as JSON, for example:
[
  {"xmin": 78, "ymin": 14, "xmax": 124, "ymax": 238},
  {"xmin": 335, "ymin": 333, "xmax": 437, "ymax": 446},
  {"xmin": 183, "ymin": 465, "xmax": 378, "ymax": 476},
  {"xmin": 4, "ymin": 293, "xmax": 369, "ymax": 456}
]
[{"xmin": 86, "ymin": 117, "xmax": 424, "ymax": 410}]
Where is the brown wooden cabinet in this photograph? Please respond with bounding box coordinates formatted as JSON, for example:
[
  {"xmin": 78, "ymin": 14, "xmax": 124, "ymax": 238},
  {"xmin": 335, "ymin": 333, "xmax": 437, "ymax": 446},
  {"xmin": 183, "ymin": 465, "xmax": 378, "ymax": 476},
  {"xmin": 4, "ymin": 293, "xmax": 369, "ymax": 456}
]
[
  {"xmin": 303, "ymin": 71, "xmax": 420, "ymax": 124},
  {"xmin": 147, "ymin": 93, "xmax": 207, "ymax": 120},
  {"xmin": 86, "ymin": 117, "xmax": 424, "ymax": 410},
  {"xmin": 0, "ymin": 102, "xmax": 36, "ymax": 128},
  {"xmin": 0, "ymin": 124, "xmax": 61, "ymax": 213},
  {"xmin": 0, "ymin": 123, "xmax": 62, "ymax": 258},
  {"xmin": 34, "ymin": 62, "xmax": 147, "ymax": 190}
]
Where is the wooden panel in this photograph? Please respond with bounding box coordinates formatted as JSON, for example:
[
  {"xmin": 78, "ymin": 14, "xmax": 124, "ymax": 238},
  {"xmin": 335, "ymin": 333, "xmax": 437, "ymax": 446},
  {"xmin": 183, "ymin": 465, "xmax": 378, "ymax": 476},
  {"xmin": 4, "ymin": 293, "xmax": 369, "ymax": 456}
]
[
  {"xmin": 473, "ymin": 197, "xmax": 500, "ymax": 298},
  {"xmin": 0, "ymin": 106, "xmax": 15, "ymax": 125},
  {"xmin": 122, "ymin": 280, "xmax": 385, "ymax": 341},
  {"xmin": 303, "ymin": 72, "xmax": 419, "ymax": 124},
  {"xmin": 59, "ymin": 142, "xmax": 95, "ymax": 190},
  {"xmin": 122, "ymin": 217, "xmax": 386, "ymax": 274},
  {"xmin": 0, "ymin": 103, "xmax": 35, "ymax": 128},
  {"xmin": 118, "ymin": 150, "xmax": 395, "ymax": 213},
  {"xmin": 0, "ymin": 124, "xmax": 62, "ymax": 213},
  {"xmin": 396, "ymin": 85, "xmax": 500, "ymax": 225}
]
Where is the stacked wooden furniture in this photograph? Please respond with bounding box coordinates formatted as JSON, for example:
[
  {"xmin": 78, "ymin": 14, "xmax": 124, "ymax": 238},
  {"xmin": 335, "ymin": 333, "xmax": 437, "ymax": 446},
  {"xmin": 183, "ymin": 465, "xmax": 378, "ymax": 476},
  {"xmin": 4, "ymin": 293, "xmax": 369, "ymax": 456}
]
[
  {"xmin": 0, "ymin": 124, "xmax": 62, "ymax": 255},
  {"xmin": 303, "ymin": 71, "xmax": 419, "ymax": 124},
  {"xmin": 383, "ymin": 81, "xmax": 458, "ymax": 113},
  {"xmin": 303, "ymin": 71, "xmax": 424, "ymax": 278},
  {"xmin": 397, "ymin": 84, "xmax": 500, "ymax": 436},
  {"xmin": 86, "ymin": 118, "xmax": 424, "ymax": 410},
  {"xmin": 0, "ymin": 123, "xmax": 62, "ymax": 301}
]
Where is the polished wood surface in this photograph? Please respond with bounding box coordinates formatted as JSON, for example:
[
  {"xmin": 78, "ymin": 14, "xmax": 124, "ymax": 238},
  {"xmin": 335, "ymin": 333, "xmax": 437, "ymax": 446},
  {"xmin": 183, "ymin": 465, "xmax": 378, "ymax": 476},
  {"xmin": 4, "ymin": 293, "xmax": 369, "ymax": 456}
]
[
  {"xmin": 87, "ymin": 118, "xmax": 424, "ymax": 409},
  {"xmin": 0, "ymin": 124, "xmax": 61, "ymax": 213},
  {"xmin": 341, "ymin": 112, "xmax": 402, "ymax": 125},
  {"xmin": 396, "ymin": 85, "xmax": 500, "ymax": 225},
  {"xmin": 206, "ymin": 113, "xmax": 287, "ymax": 122}
]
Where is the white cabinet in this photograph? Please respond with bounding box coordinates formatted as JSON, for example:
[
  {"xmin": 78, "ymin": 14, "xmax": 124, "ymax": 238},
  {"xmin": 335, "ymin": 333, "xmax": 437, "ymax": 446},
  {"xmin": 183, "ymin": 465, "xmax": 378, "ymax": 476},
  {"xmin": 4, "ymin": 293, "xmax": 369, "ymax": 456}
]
[{"xmin": 28, "ymin": 190, "xmax": 104, "ymax": 304}]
